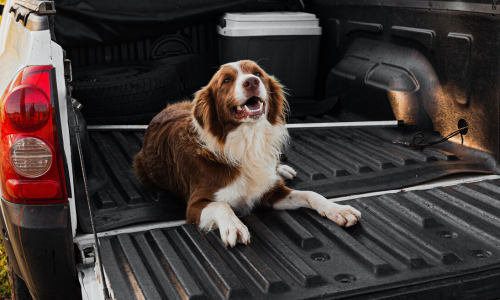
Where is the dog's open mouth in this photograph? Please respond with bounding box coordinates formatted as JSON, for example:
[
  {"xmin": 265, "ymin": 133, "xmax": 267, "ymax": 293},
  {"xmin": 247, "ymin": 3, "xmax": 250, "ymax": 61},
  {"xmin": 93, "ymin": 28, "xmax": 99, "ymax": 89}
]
[{"xmin": 231, "ymin": 96, "xmax": 266, "ymax": 120}]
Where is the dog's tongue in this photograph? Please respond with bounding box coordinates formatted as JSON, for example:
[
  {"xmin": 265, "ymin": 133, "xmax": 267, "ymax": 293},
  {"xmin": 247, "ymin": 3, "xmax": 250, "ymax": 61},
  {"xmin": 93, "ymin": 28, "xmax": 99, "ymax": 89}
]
[
  {"xmin": 246, "ymin": 101, "xmax": 260, "ymax": 110},
  {"xmin": 231, "ymin": 97, "xmax": 265, "ymax": 119}
]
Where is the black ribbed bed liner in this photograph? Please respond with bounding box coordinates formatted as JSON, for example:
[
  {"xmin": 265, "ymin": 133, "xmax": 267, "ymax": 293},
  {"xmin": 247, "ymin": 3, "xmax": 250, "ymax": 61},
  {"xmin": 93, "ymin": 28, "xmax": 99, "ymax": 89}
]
[
  {"xmin": 99, "ymin": 179, "xmax": 500, "ymax": 300},
  {"xmin": 78, "ymin": 115, "xmax": 491, "ymax": 233},
  {"xmin": 283, "ymin": 115, "xmax": 491, "ymax": 198}
]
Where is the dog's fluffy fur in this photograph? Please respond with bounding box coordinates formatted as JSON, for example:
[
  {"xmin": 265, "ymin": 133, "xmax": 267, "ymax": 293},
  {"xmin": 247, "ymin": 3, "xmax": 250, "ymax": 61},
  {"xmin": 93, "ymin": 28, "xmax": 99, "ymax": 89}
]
[{"xmin": 134, "ymin": 60, "xmax": 361, "ymax": 247}]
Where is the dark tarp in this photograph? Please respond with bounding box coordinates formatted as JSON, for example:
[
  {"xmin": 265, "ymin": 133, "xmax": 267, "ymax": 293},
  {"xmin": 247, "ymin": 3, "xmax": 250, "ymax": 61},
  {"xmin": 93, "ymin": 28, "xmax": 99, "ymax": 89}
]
[{"xmin": 54, "ymin": 0, "xmax": 299, "ymax": 48}]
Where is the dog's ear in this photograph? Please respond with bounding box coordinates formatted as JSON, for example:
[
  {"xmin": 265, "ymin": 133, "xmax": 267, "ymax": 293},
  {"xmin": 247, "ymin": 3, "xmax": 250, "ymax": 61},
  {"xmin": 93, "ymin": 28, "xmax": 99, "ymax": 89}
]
[
  {"xmin": 192, "ymin": 87, "xmax": 212, "ymax": 129},
  {"xmin": 267, "ymin": 75, "xmax": 289, "ymax": 125},
  {"xmin": 192, "ymin": 86, "xmax": 225, "ymax": 140}
]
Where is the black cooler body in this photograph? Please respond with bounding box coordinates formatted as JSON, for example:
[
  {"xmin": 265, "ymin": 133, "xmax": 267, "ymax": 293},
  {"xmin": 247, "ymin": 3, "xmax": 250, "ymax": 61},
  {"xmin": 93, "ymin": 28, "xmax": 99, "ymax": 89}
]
[{"xmin": 218, "ymin": 12, "xmax": 321, "ymax": 99}]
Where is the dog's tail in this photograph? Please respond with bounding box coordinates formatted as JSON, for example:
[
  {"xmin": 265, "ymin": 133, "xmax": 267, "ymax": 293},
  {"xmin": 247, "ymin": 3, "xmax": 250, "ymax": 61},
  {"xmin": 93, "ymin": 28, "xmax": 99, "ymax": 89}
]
[{"xmin": 134, "ymin": 150, "xmax": 153, "ymax": 186}]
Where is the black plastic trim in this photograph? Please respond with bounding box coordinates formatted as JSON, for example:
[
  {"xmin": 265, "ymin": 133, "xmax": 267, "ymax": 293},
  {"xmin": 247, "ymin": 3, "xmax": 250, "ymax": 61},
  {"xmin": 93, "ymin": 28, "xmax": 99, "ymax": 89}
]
[
  {"xmin": 1, "ymin": 198, "xmax": 81, "ymax": 300},
  {"xmin": 50, "ymin": 68, "xmax": 72, "ymax": 198}
]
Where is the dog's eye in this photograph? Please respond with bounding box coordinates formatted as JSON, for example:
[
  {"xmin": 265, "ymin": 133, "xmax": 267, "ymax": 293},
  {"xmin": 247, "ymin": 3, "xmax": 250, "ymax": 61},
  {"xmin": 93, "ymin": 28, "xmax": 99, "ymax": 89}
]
[
  {"xmin": 255, "ymin": 72, "xmax": 261, "ymax": 77},
  {"xmin": 223, "ymin": 78, "xmax": 230, "ymax": 83}
]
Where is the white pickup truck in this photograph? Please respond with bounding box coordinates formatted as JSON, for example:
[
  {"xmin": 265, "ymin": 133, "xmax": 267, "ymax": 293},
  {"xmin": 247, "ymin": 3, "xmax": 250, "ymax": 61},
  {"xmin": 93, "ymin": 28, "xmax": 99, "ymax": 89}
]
[{"xmin": 2, "ymin": 0, "xmax": 500, "ymax": 299}]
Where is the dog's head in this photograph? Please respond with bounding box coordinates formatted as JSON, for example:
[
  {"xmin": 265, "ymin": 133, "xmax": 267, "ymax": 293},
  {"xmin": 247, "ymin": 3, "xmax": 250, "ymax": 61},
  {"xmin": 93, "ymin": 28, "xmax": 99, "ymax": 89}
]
[{"xmin": 192, "ymin": 60, "xmax": 288, "ymax": 141}]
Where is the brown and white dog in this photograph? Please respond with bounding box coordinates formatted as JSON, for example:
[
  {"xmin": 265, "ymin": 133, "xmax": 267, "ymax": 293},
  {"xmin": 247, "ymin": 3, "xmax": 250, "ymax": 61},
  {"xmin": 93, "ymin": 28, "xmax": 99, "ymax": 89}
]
[{"xmin": 134, "ymin": 60, "xmax": 361, "ymax": 247}]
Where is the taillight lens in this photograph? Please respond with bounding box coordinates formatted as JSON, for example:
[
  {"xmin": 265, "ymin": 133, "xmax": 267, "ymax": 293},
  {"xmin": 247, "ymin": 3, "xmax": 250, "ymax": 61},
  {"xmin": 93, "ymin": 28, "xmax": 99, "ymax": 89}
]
[
  {"xmin": 0, "ymin": 66, "xmax": 67, "ymax": 204},
  {"xmin": 9, "ymin": 138, "xmax": 53, "ymax": 178},
  {"xmin": 5, "ymin": 86, "xmax": 50, "ymax": 131}
]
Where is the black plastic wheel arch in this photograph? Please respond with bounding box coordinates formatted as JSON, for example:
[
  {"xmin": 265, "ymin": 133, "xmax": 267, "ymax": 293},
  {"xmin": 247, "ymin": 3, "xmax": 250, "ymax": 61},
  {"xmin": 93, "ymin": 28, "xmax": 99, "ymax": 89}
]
[{"xmin": 311, "ymin": 4, "xmax": 500, "ymax": 164}]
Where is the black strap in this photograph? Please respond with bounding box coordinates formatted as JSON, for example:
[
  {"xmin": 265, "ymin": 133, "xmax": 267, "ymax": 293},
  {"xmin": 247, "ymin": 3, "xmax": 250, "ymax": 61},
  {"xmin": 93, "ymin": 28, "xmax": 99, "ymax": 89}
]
[
  {"xmin": 393, "ymin": 127, "xmax": 468, "ymax": 149},
  {"xmin": 74, "ymin": 117, "xmax": 111, "ymax": 300}
]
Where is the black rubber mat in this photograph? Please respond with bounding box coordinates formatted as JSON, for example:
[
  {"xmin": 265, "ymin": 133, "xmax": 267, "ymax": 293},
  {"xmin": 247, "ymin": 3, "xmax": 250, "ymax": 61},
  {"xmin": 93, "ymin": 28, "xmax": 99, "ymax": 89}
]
[
  {"xmin": 77, "ymin": 115, "xmax": 491, "ymax": 233},
  {"xmin": 283, "ymin": 115, "xmax": 491, "ymax": 198},
  {"xmin": 76, "ymin": 130, "xmax": 186, "ymax": 233},
  {"xmin": 99, "ymin": 178, "xmax": 500, "ymax": 299}
]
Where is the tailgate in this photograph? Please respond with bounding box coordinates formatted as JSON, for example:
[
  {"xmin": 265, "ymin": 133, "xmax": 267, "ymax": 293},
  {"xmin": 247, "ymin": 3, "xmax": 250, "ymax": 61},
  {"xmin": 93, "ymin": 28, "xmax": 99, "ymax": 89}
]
[{"xmin": 98, "ymin": 178, "xmax": 500, "ymax": 299}]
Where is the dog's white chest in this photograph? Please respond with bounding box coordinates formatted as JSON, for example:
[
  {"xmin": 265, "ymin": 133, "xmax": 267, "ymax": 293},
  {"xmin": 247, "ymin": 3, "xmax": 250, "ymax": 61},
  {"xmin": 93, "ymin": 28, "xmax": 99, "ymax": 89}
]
[
  {"xmin": 214, "ymin": 162, "xmax": 280, "ymax": 214},
  {"xmin": 196, "ymin": 117, "xmax": 288, "ymax": 215}
]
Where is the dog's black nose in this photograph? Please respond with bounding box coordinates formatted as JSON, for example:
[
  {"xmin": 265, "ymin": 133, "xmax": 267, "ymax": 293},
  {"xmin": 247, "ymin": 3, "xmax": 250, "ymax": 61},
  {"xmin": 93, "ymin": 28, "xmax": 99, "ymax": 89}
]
[{"xmin": 242, "ymin": 77, "xmax": 260, "ymax": 90}]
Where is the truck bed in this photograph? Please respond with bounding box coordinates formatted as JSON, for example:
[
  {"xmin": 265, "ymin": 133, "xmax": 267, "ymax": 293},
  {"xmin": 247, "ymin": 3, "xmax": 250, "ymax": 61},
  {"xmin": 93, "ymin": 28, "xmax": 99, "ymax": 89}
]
[
  {"xmin": 98, "ymin": 178, "xmax": 500, "ymax": 299},
  {"xmin": 75, "ymin": 115, "xmax": 493, "ymax": 233}
]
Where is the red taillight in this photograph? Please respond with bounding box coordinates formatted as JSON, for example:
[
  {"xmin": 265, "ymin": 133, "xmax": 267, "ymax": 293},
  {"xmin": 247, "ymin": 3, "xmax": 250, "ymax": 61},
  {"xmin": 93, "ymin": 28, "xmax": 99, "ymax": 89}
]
[
  {"xmin": 5, "ymin": 86, "xmax": 50, "ymax": 131},
  {"xmin": 0, "ymin": 66, "xmax": 68, "ymax": 204}
]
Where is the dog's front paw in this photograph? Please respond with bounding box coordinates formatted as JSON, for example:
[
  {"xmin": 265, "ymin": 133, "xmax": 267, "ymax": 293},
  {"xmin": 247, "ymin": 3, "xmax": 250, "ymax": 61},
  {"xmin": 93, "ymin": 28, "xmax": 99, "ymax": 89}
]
[
  {"xmin": 278, "ymin": 164, "xmax": 297, "ymax": 180},
  {"xmin": 321, "ymin": 203, "xmax": 361, "ymax": 227},
  {"xmin": 218, "ymin": 216, "xmax": 250, "ymax": 247}
]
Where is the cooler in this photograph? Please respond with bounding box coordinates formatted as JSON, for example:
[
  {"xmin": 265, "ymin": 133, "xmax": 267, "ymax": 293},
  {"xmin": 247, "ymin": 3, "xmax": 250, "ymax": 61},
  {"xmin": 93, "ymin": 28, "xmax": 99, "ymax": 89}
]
[{"xmin": 217, "ymin": 12, "xmax": 322, "ymax": 99}]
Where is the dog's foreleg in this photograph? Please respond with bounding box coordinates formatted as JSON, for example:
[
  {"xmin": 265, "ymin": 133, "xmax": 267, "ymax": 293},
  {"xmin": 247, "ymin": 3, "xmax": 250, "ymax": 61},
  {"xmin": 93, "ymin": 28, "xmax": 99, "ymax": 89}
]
[
  {"xmin": 272, "ymin": 189, "xmax": 361, "ymax": 227},
  {"xmin": 188, "ymin": 200, "xmax": 250, "ymax": 247}
]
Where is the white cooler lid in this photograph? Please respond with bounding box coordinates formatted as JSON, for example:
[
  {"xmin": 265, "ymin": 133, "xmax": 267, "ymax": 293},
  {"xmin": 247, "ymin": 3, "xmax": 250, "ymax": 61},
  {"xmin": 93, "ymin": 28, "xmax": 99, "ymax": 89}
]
[{"xmin": 217, "ymin": 12, "xmax": 322, "ymax": 37}]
